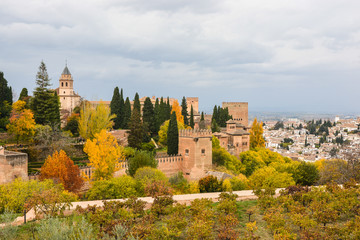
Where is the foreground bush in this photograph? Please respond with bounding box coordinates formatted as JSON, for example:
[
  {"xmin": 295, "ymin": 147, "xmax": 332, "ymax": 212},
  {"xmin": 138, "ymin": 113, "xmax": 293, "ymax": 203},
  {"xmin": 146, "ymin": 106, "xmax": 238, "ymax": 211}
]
[
  {"xmin": 0, "ymin": 178, "xmax": 76, "ymax": 214},
  {"xmin": 86, "ymin": 175, "xmax": 138, "ymax": 200}
]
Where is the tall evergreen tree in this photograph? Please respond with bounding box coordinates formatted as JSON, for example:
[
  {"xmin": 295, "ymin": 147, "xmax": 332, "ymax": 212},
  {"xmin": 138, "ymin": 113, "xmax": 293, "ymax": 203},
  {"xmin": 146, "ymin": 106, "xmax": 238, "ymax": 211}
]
[
  {"xmin": 181, "ymin": 96, "xmax": 189, "ymax": 126},
  {"xmin": 31, "ymin": 61, "xmax": 60, "ymax": 125},
  {"xmin": 0, "ymin": 72, "xmax": 13, "ymax": 130},
  {"xmin": 154, "ymin": 98, "xmax": 160, "ymax": 133},
  {"xmin": 199, "ymin": 111, "xmax": 206, "ymax": 129},
  {"xmin": 133, "ymin": 92, "xmax": 141, "ymax": 113},
  {"xmin": 119, "ymin": 88, "xmax": 125, "ymax": 127},
  {"xmin": 142, "ymin": 97, "xmax": 155, "ymax": 135},
  {"xmin": 128, "ymin": 109, "xmax": 143, "ymax": 149},
  {"xmin": 189, "ymin": 105, "xmax": 195, "ymax": 129},
  {"xmin": 167, "ymin": 111, "xmax": 179, "ymax": 155},
  {"xmin": 123, "ymin": 97, "xmax": 131, "ymax": 129},
  {"xmin": 201, "ymin": 112, "xmax": 205, "ymax": 121},
  {"xmin": 19, "ymin": 88, "xmax": 28, "ymax": 101},
  {"xmin": 166, "ymin": 97, "xmax": 171, "ymax": 120},
  {"xmin": 159, "ymin": 97, "xmax": 167, "ymax": 125},
  {"xmin": 212, "ymin": 105, "xmax": 218, "ymax": 122},
  {"xmin": 110, "ymin": 87, "xmax": 122, "ymax": 129}
]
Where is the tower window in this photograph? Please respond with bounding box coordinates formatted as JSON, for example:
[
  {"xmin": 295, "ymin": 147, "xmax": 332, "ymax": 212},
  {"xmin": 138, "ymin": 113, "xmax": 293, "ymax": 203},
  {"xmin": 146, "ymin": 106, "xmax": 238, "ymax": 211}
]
[
  {"xmin": 66, "ymin": 82, "xmax": 68, "ymax": 87},
  {"xmin": 185, "ymin": 149, "xmax": 189, "ymax": 156},
  {"xmin": 64, "ymin": 91, "xmax": 65, "ymax": 94},
  {"xmin": 201, "ymin": 149, "xmax": 205, "ymax": 156},
  {"xmin": 61, "ymin": 82, "xmax": 63, "ymax": 87}
]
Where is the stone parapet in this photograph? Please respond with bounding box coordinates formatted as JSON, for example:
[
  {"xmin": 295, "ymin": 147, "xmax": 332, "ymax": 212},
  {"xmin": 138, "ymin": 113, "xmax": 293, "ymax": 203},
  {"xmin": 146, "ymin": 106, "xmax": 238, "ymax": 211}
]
[{"xmin": 179, "ymin": 129, "xmax": 212, "ymax": 138}]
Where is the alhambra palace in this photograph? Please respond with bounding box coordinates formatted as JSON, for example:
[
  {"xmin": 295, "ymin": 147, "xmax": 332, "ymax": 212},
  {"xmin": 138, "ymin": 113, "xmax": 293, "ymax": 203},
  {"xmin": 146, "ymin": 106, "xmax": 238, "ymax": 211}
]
[{"xmin": 0, "ymin": 66, "xmax": 250, "ymax": 184}]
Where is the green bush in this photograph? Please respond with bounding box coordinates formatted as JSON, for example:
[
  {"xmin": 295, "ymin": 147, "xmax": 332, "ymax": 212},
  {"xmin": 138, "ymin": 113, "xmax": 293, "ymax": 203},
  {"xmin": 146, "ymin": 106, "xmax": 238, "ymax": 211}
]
[
  {"xmin": 198, "ymin": 175, "xmax": 223, "ymax": 193},
  {"xmin": 86, "ymin": 175, "xmax": 137, "ymax": 200},
  {"xmin": 127, "ymin": 150, "xmax": 157, "ymax": 177},
  {"xmin": 169, "ymin": 172, "xmax": 190, "ymax": 194},
  {"xmin": 0, "ymin": 178, "xmax": 72, "ymax": 214},
  {"xmin": 134, "ymin": 167, "xmax": 167, "ymax": 196}
]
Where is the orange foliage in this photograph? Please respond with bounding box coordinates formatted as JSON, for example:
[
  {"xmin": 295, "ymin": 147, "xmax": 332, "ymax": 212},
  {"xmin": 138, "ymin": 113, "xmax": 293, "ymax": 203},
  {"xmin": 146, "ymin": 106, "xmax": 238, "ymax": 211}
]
[
  {"xmin": 171, "ymin": 100, "xmax": 184, "ymax": 124},
  {"xmin": 40, "ymin": 150, "xmax": 84, "ymax": 193}
]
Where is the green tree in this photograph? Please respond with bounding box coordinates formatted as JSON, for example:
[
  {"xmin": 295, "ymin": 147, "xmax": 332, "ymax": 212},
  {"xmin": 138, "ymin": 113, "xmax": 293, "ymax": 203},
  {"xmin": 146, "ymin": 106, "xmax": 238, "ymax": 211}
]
[
  {"xmin": 293, "ymin": 161, "xmax": 319, "ymax": 186},
  {"xmin": 189, "ymin": 105, "xmax": 195, "ymax": 128},
  {"xmin": 127, "ymin": 150, "xmax": 157, "ymax": 177},
  {"xmin": 133, "ymin": 92, "xmax": 141, "ymax": 113},
  {"xmin": 154, "ymin": 98, "xmax": 161, "ymax": 133},
  {"xmin": 167, "ymin": 111, "xmax": 179, "ymax": 155},
  {"xmin": 18, "ymin": 88, "xmax": 28, "ymax": 101},
  {"xmin": 211, "ymin": 119, "xmax": 220, "ymax": 132},
  {"xmin": 30, "ymin": 61, "xmax": 60, "ymax": 125},
  {"xmin": 128, "ymin": 109, "xmax": 143, "ymax": 149},
  {"xmin": 250, "ymin": 118, "xmax": 265, "ymax": 149},
  {"xmin": 142, "ymin": 97, "xmax": 155, "ymax": 135},
  {"xmin": 181, "ymin": 96, "xmax": 189, "ymax": 126},
  {"xmin": 0, "ymin": 72, "xmax": 13, "ymax": 130},
  {"xmin": 110, "ymin": 87, "xmax": 122, "ymax": 129},
  {"xmin": 240, "ymin": 150, "xmax": 266, "ymax": 176},
  {"xmin": 123, "ymin": 97, "xmax": 131, "ymax": 129}
]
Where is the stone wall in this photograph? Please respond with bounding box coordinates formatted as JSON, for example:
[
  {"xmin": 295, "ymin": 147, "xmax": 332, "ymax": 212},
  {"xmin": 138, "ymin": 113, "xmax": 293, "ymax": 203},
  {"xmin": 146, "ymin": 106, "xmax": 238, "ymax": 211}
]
[{"xmin": 0, "ymin": 149, "xmax": 28, "ymax": 184}]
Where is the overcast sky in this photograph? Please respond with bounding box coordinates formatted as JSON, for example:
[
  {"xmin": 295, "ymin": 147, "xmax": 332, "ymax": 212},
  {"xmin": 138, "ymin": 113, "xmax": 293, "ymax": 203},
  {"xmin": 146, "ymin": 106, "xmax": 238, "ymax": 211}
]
[{"xmin": 1, "ymin": 0, "xmax": 359, "ymax": 114}]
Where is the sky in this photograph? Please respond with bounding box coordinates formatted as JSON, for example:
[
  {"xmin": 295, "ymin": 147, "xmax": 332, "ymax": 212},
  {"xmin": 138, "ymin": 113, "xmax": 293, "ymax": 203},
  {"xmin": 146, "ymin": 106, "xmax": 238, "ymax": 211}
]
[{"xmin": 1, "ymin": 0, "xmax": 359, "ymax": 114}]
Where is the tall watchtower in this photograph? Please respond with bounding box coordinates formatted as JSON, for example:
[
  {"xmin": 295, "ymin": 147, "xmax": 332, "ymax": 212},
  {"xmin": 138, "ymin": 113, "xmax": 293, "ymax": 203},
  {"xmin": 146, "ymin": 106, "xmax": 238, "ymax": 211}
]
[{"xmin": 178, "ymin": 129, "xmax": 212, "ymax": 180}]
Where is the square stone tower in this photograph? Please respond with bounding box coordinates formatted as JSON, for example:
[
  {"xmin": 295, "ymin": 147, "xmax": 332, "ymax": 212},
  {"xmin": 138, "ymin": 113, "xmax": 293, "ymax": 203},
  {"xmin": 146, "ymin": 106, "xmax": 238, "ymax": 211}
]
[
  {"xmin": 178, "ymin": 129, "xmax": 212, "ymax": 180},
  {"xmin": 222, "ymin": 102, "xmax": 248, "ymax": 127}
]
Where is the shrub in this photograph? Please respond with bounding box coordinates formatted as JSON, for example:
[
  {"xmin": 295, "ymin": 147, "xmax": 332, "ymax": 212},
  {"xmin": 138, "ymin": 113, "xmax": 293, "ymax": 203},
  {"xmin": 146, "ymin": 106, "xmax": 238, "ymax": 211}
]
[
  {"xmin": 198, "ymin": 175, "xmax": 223, "ymax": 193},
  {"xmin": 169, "ymin": 172, "xmax": 190, "ymax": 194},
  {"xmin": 134, "ymin": 167, "xmax": 167, "ymax": 196},
  {"xmin": 230, "ymin": 174, "xmax": 249, "ymax": 191},
  {"xmin": 0, "ymin": 178, "xmax": 73, "ymax": 214},
  {"xmin": 127, "ymin": 150, "xmax": 157, "ymax": 177},
  {"xmin": 86, "ymin": 175, "xmax": 137, "ymax": 200}
]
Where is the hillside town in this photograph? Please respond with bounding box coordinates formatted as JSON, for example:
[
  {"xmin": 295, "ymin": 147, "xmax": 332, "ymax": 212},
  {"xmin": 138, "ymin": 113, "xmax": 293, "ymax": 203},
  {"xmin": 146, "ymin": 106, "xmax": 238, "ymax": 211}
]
[{"xmin": 263, "ymin": 117, "xmax": 360, "ymax": 161}]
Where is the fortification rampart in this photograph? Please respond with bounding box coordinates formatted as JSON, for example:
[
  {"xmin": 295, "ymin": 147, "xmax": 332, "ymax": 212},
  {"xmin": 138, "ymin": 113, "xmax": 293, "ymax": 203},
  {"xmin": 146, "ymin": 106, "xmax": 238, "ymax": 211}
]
[
  {"xmin": 0, "ymin": 149, "xmax": 28, "ymax": 184},
  {"xmin": 179, "ymin": 129, "xmax": 212, "ymax": 137}
]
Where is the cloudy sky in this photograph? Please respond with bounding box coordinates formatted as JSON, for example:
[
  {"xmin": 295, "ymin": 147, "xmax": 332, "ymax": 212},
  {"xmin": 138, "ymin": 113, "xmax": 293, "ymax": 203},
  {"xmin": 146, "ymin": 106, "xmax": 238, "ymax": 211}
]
[{"xmin": 1, "ymin": 0, "xmax": 359, "ymax": 114}]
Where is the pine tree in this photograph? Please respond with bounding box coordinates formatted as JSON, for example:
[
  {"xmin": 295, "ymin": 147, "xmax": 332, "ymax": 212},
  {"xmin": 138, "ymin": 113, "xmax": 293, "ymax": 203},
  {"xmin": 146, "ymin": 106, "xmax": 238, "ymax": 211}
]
[
  {"xmin": 181, "ymin": 96, "xmax": 189, "ymax": 126},
  {"xmin": 133, "ymin": 92, "xmax": 141, "ymax": 113},
  {"xmin": 123, "ymin": 97, "xmax": 131, "ymax": 129},
  {"xmin": 128, "ymin": 109, "xmax": 143, "ymax": 149},
  {"xmin": 19, "ymin": 88, "xmax": 28, "ymax": 101},
  {"xmin": 142, "ymin": 97, "xmax": 155, "ymax": 135},
  {"xmin": 0, "ymin": 72, "xmax": 13, "ymax": 130},
  {"xmin": 190, "ymin": 105, "xmax": 195, "ymax": 129},
  {"xmin": 110, "ymin": 87, "xmax": 122, "ymax": 129},
  {"xmin": 167, "ymin": 111, "xmax": 178, "ymax": 155},
  {"xmin": 31, "ymin": 61, "xmax": 60, "ymax": 125}
]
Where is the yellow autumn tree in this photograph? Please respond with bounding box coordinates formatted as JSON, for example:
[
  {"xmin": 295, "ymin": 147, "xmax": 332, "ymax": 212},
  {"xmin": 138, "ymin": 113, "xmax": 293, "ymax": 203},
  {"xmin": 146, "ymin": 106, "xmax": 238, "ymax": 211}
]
[
  {"xmin": 40, "ymin": 150, "xmax": 84, "ymax": 193},
  {"xmin": 7, "ymin": 100, "xmax": 36, "ymax": 144},
  {"xmin": 158, "ymin": 119, "xmax": 187, "ymax": 146},
  {"xmin": 84, "ymin": 129, "xmax": 124, "ymax": 180},
  {"xmin": 78, "ymin": 101, "xmax": 115, "ymax": 140},
  {"xmin": 171, "ymin": 100, "xmax": 184, "ymax": 125},
  {"xmin": 249, "ymin": 118, "xmax": 265, "ymax": 149}
]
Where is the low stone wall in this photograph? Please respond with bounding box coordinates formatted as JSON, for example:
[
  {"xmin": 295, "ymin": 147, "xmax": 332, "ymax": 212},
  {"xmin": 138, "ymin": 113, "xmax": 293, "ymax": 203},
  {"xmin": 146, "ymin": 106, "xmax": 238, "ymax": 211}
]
[{"xmin": 0, "ymin": 150, "xmax": 28, "ymax": 184}]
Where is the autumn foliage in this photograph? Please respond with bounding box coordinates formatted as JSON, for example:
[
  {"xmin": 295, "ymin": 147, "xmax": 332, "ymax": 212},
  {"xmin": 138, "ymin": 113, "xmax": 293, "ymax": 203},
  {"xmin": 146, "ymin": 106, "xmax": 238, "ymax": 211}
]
[
  {"xmin": 84, "ymin": 129, "xmax": 124, "ymax": 180},
  {"xmin": 7, "ymin": 100, "xmax": 36, "ymax": 143},
  {"xmin": 249, "ymin": 118, "xmax": 265, "ymax": 149},
  {"xmin": 171, "ymin": 100, "xmax": 184, "ymax": 124},
  {"xmin": 40, "ymin": 150, "xmax": 84, "ymax": 193}
]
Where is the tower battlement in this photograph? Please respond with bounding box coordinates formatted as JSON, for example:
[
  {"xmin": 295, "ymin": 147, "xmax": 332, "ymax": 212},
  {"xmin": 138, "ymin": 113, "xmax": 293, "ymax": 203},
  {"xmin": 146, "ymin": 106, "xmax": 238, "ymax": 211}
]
[{"xmin": 179, "ymin": 129, "xmax": 212, "ymax": 138}]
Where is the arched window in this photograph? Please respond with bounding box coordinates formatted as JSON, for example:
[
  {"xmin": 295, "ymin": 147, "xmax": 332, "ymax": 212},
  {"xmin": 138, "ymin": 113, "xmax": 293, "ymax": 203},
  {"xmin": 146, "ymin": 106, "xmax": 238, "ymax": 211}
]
[
  {"xmin": 61, "ymin": 82, "xmax": 63, "ymax": 87},
  {"xmin": 66, "ymin": 82, "xmax": 68, "ymax": 87}
]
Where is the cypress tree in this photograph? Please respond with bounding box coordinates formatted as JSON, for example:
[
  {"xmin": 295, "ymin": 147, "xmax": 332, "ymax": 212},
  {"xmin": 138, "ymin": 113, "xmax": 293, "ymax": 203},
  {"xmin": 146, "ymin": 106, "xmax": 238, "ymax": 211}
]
[
  {"xmin": 19, "ymin": 88, "xmax": 28, "ymax": 100},
  {"xmin": 123, "ymin": 97, "xmax": 131, "ymax": 129},
  {"xmin": 142, "ymin": 97, "xmax": 155, "ymax": 135},
  {"xmin": 189, "ymin": 105, "xmax": 194, "ymax": 129},
  {"xmin": 166, "ymin": 97, "xmax": 171, "ymax": 120},
  {"xmin": 128, "ymin": 109, "xmax": 143, "ymax": 149},
  {"xmin": 159, "ymin": 97, "xmax": 166, "ymax": 125},
  {"xmin": 133, "ymin": 92, "xmax": 141, "ymax": 113},
  {"xmin": 199, "ymin": 111, "xmax": 206, "ymax": 129},
  {"xmin": 181, "ymin": 96, "xmax": 189, "ymax": 126},
  {"xmin": 201, "ymin": 112, "xmax": 205, "ymax": 121},
  {"xmin": 212, "ymin": 105, "xmax": 218, "ymax": 122},
  {"xmin": 119, "ymin": 88, "xmax": 125, "ymax": 128},
  {"xmin": 0, "ymin": 72, "xmax": 13, "ymax": 130},
  {"xmin": 110, "ymin": 87, "xmax": 121, "ymax": 129},
  {"xmin": 154, "ymin": 98, "xmax": 160, "ymax": 133},
  {"xmin": 167, "ymin": 111, "xmax": 178, "ymax": 155},
  {"xmin": 31, "ymin": 61, "xmax": 60, "ymax": 125}
]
